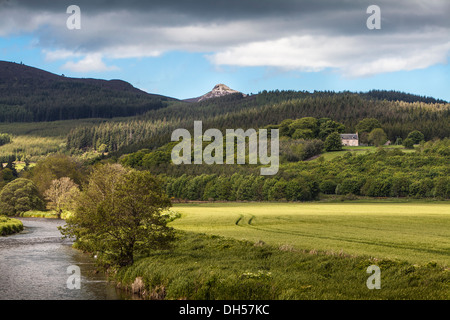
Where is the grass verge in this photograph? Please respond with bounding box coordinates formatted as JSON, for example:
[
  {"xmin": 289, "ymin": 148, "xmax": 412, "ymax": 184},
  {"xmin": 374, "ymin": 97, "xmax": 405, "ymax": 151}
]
[
  {"xmin": 113, "ymin": 231, "xmax": 449, "ymax": 300},
  {"xmin": 20, "ymin": 210, "xmax": 73, "ymax": 219}
]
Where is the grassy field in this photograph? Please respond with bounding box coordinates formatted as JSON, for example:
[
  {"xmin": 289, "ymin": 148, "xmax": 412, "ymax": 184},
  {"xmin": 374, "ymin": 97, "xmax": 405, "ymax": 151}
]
[
  {"xmin": 171, "ymin": 202, "xmax": 450, "ymax": 266},
  {"xmin": 311, "ymin": 145, "xmax": 416, "ymax": 161},
  {"xmin": 0, "ymin": 135, "xmax": 65, "ymax": 161}
]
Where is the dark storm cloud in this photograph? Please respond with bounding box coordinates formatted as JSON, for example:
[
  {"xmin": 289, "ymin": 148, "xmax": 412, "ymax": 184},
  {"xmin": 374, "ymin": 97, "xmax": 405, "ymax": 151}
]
[
  {"xmin": 5, "ymin": 0, "xmax": 449, "ymax": 33},
  {"xmin": 1, "ymin": 0, "xmax": 449, "ymax": 75}
]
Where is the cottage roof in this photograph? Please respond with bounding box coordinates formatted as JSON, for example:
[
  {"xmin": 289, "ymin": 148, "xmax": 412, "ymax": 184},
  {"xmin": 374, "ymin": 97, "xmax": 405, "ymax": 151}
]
[{"xmin": 340, "ymin": 133, "xmax": 358, "ymax": 140}]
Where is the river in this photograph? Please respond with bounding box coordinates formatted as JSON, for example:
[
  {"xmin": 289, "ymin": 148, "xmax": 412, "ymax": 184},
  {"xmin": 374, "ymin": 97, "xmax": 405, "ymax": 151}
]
[{"xmin": 0, "ymin": 218, "xmax": 130, "ymax": 300}]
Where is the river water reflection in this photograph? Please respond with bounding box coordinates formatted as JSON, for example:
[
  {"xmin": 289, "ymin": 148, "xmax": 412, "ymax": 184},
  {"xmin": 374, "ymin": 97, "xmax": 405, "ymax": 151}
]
[{"xmin": 0, "ymin": 218, "xmax": 129, "ymax": 300}]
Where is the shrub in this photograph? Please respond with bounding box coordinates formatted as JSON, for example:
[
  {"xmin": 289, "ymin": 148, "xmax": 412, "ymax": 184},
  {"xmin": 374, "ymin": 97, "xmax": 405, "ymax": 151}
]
[
  {"xmin": 407, "ymin": 130, "xmax": 425, "ymax": 144},
  {"xmin": 319, "ymin": 180, "xmax": 337, "ymax": 195},
  {"xmin": 390, "ymin": 175, "xmax": 411, "ymax": 197},
  {"xmin": 285, "ymin": 179, "xmax": 312, "ymax": 201},
  {"xmin": 0, "ymin": 216, "xmax": 24, "ymax": 236},
  {"xmin": 409, "ymin": 178, "xmax": 434, "ymax": 198},
  {"xmin": 0, "ymin": 133, "xmax": 12, "ymax": 146},
  {"xmin": 0, "ymin": 178, "xmax": 45, "ymax": 216},
  {"xmin": 361, "ymin": 177, "xmax": 393, "ymax": 197},
  {"xmin": 368, "ymin": 128, "xmax": 388, "ymax": 147},
  {"xmin": 433, "ymin": 177, "xmax": 450, "ymax": 199},
  {"xmin": 324, "ymin": 132, "xmax": 343, "ymax": 151},
  {"xmin": 302, "ymin": 139, "xmax": 324, "ymax": 160},
  {"xmin": 403, "ymin": 138, "xmax": 415, "ymax": 149},
  {"xmin": 268, "ymin": 178, "xmax": 287, "ymax": 201},
  {"xmin": 336, "ymin": 177, "xmax": 365, "ymax": 195}
]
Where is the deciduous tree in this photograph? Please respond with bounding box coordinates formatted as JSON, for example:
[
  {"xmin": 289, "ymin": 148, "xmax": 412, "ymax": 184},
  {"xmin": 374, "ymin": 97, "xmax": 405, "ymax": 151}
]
[
  {"xmin": 44, "ymin": 177, "xmax": 80, "ymax": 218},
  {"xmin": 0, "ymin": 178, "xmax": 45, "ymax": 216},
  {"xmin": 60, "ymin": 164, "xmax": 174, "ymax": 267},
  {"xmin": 324, "ymin": 132, "xmax": 343, "ymax": 151},
  {"xmin": 368, "ymin": 128, "xmax": 388, "ymax": 146}
]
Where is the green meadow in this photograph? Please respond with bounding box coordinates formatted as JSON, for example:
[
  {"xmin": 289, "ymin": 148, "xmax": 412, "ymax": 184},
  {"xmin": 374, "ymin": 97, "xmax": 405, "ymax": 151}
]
[
  {"xmin": 171, "ymin": 202, "xmax": 450, "ymax": 266},
  {"xmin": 115, "ymin": 201, "xmax": 450, "ymax": 300},
  {"xmin": 311, "ymin": 145, "xmax": 416, "ymax": 162}
]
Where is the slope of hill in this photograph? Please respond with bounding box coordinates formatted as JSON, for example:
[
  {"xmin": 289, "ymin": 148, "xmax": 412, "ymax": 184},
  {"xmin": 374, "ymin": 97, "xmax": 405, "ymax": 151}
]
[{"xmin": 0, "ymin": 61, "xmax": 177, "ymax": 122}]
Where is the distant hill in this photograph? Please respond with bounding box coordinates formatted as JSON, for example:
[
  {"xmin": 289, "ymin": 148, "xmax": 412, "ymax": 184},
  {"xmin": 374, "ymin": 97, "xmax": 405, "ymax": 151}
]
[
  {"xmin": 0, "ymin": 61, "xmax": 177, "ymax": 122},
  {"xmin": 184, "ymin": 84, "xmax": 245, "ymax": 102}
]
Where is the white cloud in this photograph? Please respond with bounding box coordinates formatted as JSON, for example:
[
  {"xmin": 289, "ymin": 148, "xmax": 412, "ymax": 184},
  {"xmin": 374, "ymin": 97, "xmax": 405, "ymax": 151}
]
[
  {"xmin": 208, "ymin": 31, "xmax": 450, "ymax": 77},
  {"xmin": 106, "ymin": 45, "xmax": 161, "ymax": 59},
  {"xmin": 61, "ymin": 53, "xmax": 118, "ymax": 73},
  {"xmin": 43, "ymin": 49, "xmax": 82, "ymax": 62}
]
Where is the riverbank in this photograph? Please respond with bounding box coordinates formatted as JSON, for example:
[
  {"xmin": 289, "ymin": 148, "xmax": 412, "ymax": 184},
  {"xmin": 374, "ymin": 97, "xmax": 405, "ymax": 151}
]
[
  {"xmin": 0, "ymin": 216, "xmax": 23, "ymax": 236},
  {"xmin": 18, "ymin": 210, "xmax": 73, "ymax": 219},
  {"xmin": 113, "ymin": 230, "xmax": 449, "ymax": 300},
  {"xmin": 113, "ymin": 201, "xmax": 449, "ymax": 300}
]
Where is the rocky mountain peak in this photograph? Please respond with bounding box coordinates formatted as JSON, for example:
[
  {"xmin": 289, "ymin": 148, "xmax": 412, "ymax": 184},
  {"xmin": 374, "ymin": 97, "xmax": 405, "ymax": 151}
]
[
  {"xmin": 198, "ymin": 84, "xmax": 242, "ymax": 102},
  {"xmin": 184, "ymin": 84, "xmax": 243, "ymax": 103}
]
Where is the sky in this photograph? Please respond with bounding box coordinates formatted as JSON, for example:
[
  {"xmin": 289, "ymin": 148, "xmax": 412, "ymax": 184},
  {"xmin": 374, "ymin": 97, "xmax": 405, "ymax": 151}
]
[{"xmin": 0, "ymin": 0, "xmax": 449, "ymax": 101}]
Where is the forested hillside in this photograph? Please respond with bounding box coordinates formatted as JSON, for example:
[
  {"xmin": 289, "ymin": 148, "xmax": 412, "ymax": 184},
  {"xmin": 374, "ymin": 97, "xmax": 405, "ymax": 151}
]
[
  {"xmin": 0, "ymin": 61, "xmax": 176, "ymax": 122},
  {"xmin": 66, "ymin": 91, "xmax": 450, "ymax": 155}
]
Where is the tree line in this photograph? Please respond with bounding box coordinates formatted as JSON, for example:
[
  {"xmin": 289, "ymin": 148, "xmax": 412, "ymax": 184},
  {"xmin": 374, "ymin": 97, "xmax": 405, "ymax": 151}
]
[{"xmin": 120, "ymin": 138, "xmax": 449, "ymax": 201}]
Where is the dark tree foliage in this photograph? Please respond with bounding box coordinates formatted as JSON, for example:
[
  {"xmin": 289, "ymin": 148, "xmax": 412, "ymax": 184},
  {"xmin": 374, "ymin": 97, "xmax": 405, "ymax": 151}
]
[
  {"xmin": 148, "ymin": 138, "xmax": 450, "ymax": 201},
  {"xmin": 324, "ymin": 132, "xmax": 343, "ymax": 151},
  {"xmin": 407, "ymin": 130, "xmax": 425, "ymax": 144}
]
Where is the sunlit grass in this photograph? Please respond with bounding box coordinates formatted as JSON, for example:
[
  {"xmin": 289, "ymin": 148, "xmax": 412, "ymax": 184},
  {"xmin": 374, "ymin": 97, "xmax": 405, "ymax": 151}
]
[
  {"xmin": 311, "ymin": 145, "xmax": 415, "ymax": 161},
  {"xmin": 171, "ymin": 202, "xmax": 450, "ymax": 266},
  {"xmin": 20, "ymin": 210, "xmax": 73, "ymax": 219},
  {"xmin": 0, "ymin": 135, "xmax": 65, "ymax": 161}
]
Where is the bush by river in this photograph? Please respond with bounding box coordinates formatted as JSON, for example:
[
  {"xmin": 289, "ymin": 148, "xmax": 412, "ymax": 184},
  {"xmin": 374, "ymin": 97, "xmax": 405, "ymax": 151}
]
[
  {"xmin": 0, "ymin": 216, "xmax": 23, "ymax": 236},
  {"xmin": 19, "ymin": 210, "xmax": 73, "ymax": 219}
]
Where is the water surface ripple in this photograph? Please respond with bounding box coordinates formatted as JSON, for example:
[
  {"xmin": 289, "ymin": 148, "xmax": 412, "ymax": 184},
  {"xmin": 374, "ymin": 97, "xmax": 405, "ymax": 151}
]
[{"xmin": 0, "ymin": 218, "xmax": 124, "ymax": 300}]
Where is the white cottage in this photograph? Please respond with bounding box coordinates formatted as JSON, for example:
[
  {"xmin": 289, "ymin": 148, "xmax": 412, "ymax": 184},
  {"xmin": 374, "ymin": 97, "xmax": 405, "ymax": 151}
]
[{"xmin": 340, "ymin": 133, "xmax": 359, "ymax": 147}]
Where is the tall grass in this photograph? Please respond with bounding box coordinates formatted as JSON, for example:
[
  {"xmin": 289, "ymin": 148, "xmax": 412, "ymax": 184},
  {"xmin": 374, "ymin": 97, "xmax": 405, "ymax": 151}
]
[
  {"xmin": 0, "ymin": 216, "xmax": 23, "ymax": 236},
  {"xmin": 114, "ymin": 231, "xmax": 449, "ymax": 300}
]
